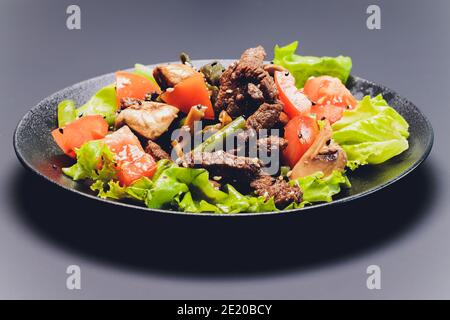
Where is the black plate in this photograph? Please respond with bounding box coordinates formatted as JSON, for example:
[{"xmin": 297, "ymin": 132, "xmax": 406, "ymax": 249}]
[{"xmin": 13, "ymin": 60, "xmax": 434, "ymax": 216}]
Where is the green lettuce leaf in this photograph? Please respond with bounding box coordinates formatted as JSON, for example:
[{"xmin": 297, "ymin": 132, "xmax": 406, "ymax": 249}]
[
  {"xmin": 145, "ymin": 164, "xmax": 229, "ymax": 209},
  {"xmin": 140, "ymin": 160, "xmax": 278, "ymax": 213},
  {"xmin": 64, "ymin": 153, "xmax": 284, "ymax": 214},
  {"xmin": 332, "ymin": 95, "xmax": 409, "ymax": 170},
  {"xmin": 134, "ymin": 63, "xmax": 158, "ymax": 84},
  {"xmin": 57, "ymin": 84, "xmax": 117, "ymax": 127},
  {"xmin": 62, "ymin": 140, "xmax": 117, "ymax": 181},
  {"xmin": 91, "ymin": 177, "xmax": 153, "ymax": 201},
  {"xmin": 57, "ymin": 100, "xmax": 77, "ymax": 127},
  {"xmin": 293, "ymin": 170, "xmax": 351, "ymax": 204},
  {"xmin": 76, "ymin": 84, "xmax": 117, "ymax": 125},
  {"xmin": 273, "ymin": 41, "xmax": 352, "ymax": 88},
  {"xmin": 173, "ymin": 184, "xmax": 278, "ymax": 214},
  {"xmin": 176, "ymin": 192, "xmax": 223, "ymax": 213}
]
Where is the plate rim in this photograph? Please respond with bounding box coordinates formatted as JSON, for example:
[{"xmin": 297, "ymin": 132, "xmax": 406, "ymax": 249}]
[{"xmin": 13, "ymin": 60, "xmax": 435, "ymax": 217}]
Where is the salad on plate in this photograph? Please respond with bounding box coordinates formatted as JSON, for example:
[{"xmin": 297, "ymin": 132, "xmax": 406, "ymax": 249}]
[{"xmin": 50, "ymin": 41, "xmax": 410, "ymax": 213}]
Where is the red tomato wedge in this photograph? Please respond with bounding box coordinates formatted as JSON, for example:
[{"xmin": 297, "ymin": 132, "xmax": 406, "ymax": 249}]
[
  {"xmin": 310, "ymin": 104, "xmax": 344, "ymax": 124},
  {"xmin": 52, "ymin": 115, "xmax": 109, "ymax": 158},
  {"xmin": 115, "ymin": 144, "xmax": 156, "ymax": 186},
  {"xmin": 116, "ymin": 71, "xmax": 161, "ymax": 107},
  {"xmin": 103, "ymin": 125, "xmax": 142, "ymax": 154},
  {"xmin": 274, "ymin": 71, "xmax": 312, "ymax": 119},
  {"xmin": 160, "ymin": 73, "xmax": 214, "ymax": 120},
  {"xmin": 283, "ymin": 115, "xmax": 320, "ymax": 168},
  {"xmin": 303, "ymin": 76, "xmax": 357, "ymax": 108},
  {"xmin": 103, "ymin": 126, "xmax": 156, "ymax": 186}
]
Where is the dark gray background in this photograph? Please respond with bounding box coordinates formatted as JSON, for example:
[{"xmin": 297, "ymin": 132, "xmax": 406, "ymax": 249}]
[{"xmin": 0, "ymin": 0, "xmax": 448, "ymax": 299}]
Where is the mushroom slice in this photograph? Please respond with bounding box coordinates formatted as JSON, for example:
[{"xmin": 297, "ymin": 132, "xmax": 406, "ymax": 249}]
[
  {"xmin": 115, "ymin": 101, "xmax": 179, "ymax": 140},
  {"xmin": 152, "ymin": 64, "xmax": 197, "ymax": 90},
  {"xmin": 290, "ymin": 121, "xmax": 347, "ymax": 179}
]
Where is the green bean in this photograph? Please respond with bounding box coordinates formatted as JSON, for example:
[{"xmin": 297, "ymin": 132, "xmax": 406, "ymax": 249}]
[{"xmin": 193, "ymin": 116, "xmax": 246, "ymax": 153}]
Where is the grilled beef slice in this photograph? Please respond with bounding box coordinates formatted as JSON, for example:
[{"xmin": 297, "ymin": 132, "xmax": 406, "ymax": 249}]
[
  {"xmin": 145, "ymin": 140, "xmax": 171, "ymax": 161},
  {"xmin": 215, "ymin": 46, "xmax": 278, "ymax": 117},
  {"xmin": 256, "ymin": 136, "xmax": 288, "ymax": 156},
  {"xmin": 245, "ymin": 102, "xmax": 286, "ymax": 130},
  {"xmin": 183, "ymin": 150, "xmax": 301, "ymax": 207},
  {"xmin": 250, "ymin": 175, "xmax": 302, "ymax": 208},
  {"xmin": 183, "ymin": 150, "xmax": 262, "ymax": 180},
  {"xmin": 232, "ymin": 132, "xmax": 288, "ymax": 159}
]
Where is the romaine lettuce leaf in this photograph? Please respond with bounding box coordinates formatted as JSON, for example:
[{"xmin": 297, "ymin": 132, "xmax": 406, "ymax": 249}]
[
  {"xmin": 57, "ymin": 84, "xmax": 117, "ymax": 127},
  {"xmin": 293, "ymin": 170, "xmax": 351, "ymax": 204},
  {"xmin": 332, "ymin": 95, "xmax": 409, "ymax": 170},
  {"xmin": 273, "ymin": 41, "xmax": 352, "ymax": 88}
]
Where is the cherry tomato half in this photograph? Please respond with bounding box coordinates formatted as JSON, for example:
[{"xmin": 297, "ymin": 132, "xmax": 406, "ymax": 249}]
[
  {"xmin": 274, "ymin": 70, "xmax": 312, "ymax": 119},
  {"xmin": 303, "ymin": 75, "xmax": 357, "ymax": 108},
  {"xmin": 283, "ymin": 115, "xmax": 320, "ymax": 168},
  {"xmin": 116, "ymin": 71, "xmax": 161, "ymax": 107}
]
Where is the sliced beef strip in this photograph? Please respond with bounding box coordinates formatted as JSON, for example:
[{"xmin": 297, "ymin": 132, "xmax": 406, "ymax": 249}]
[
  {"xmin": 145, "ymin": 140, "xmax": 171, "ymax": 161},
  {"xmin": 245, "ymin": 102, "xmax": 285, "ymax": 130},
  {"xmin": 250, "ymin": 175, "xmax": 302, "ymax": 208},
  {"xmin": 231, "ymin": 132, "xmax": 288, "ymax": 159},
  {"xmin": 182, "ymin": 150, "xmax": 301, "ymax": 207},
  {"xmin": 215, "ymin": 46, "xmax": 279, "ymax": 117},
  {"xmin": 182, "ymin": 150, "xmax": 262, "ymax": 180},
  {"xmin": 256, "ymin": 136, "xmax": 288, "ymax": 156},
  {"xmin": 247, "ymin": 83, "xmax": 264, "ymax": 102}
]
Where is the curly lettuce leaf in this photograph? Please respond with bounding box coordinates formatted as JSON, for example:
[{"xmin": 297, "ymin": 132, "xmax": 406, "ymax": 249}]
[
  {"xmin": 57, "ymin": 84, "xmax": 117, "ymax": 127},
  {"xmin": 293, "ymin": 170, "xmax": 351, "ymax": 204},
  {"xmin": 174, "ymin": 185, "xmax": 278, "ymax": 214},
  {"xmin": 332, "ymin": 95, "xmax": 409, "ymax": 170},
  {"xmin": 273, "ymin": 41, "xmax": 352, "ymax": 88},
  {"xmin": 62, "ymin": 140, "xmax": 117, "ymax": 181},
  {"xmin": 91, "ymin": 177, "xmax": 153, "ymax": 201}
]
